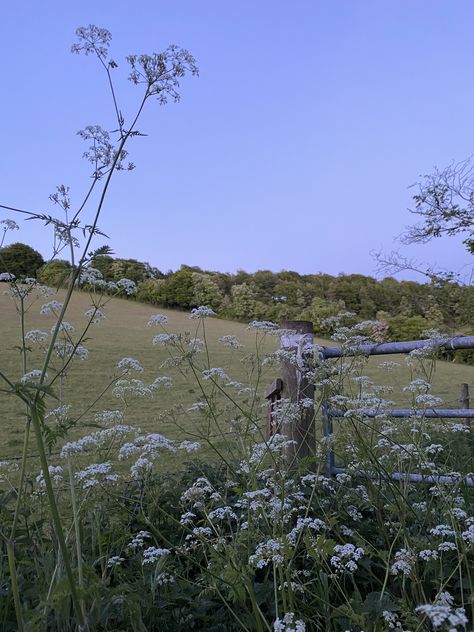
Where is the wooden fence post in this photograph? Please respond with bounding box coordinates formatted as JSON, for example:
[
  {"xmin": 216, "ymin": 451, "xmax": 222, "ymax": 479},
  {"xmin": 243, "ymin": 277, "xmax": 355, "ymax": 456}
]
[
  {"xmin": 279, "ymin": 320, "xmax": 315, "ymax": 465},
  {"xmin": 265, "ymin": 378, "xmax": 283, "ymax": 438}
]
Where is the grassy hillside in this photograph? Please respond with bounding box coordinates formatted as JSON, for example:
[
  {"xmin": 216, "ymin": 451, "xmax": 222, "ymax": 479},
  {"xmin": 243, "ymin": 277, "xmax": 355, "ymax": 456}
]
[{"xmin": 0, "ymin": 288, "xmax": 473, "ymax": 460}]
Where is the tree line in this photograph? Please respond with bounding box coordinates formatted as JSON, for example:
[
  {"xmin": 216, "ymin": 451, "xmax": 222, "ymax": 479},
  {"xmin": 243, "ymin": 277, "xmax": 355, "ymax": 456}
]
[{"xmin": 1, "ymin": 242, "xmax": 473, "ymax": 360}]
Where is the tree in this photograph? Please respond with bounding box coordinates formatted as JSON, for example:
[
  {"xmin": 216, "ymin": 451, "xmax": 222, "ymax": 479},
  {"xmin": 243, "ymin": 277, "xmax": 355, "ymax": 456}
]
[
  {"xmin": 160, "ymin": 268, "xmax": 195, "ymax": 308},
  {"xmin": 37, "ymin": 259, "xmax": 72, "ymax": 287},
  {"xmin": 231, "ymin": 283, "xmax": 256, "ymax": 320},
  {"xmin": 0, "ymin": 242, "xmax": 44, "ymax": 279},
  {"xmin": 406, "ymin": 158, "xmax": 474, "ymax": 254},
  {"xmin": 192, "ymin": 272, "xmax": 223, "ymax": 309}
]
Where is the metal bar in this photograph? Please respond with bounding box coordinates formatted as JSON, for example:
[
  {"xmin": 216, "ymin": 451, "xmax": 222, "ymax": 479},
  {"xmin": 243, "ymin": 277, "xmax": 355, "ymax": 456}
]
[
  {"xmin": 327, "ymin": 408, "xmax": 474, "ymax": 419},
  {"xmin": 321, "ymin": 335, "xmax": 474, "ymax": 359},
  {"xmin": 331, "ymin": 466, "xmax": 474, "ymax": 487}
]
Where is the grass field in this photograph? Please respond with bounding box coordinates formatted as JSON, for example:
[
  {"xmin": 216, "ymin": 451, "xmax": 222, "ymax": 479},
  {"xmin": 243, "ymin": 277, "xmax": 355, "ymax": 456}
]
[{"xmin": 1, "ymin": 287, "xmax": 473, "ymax": 460}]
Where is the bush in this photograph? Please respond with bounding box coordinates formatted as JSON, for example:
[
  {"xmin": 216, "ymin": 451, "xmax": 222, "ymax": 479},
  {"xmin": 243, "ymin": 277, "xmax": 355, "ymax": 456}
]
[{"xmin": 0, "ymin": 242, "xmax": 44, "ymax": 279}]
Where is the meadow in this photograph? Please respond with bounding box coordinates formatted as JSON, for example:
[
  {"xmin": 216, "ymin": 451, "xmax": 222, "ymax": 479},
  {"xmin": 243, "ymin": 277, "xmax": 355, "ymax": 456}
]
[
  {"xmin": 1, "ymin": 287, "xmax": 473, "ymax": 461},
  {"xmin": 1, "ymin": 282, "xmax": 474, "ymax": 631}
]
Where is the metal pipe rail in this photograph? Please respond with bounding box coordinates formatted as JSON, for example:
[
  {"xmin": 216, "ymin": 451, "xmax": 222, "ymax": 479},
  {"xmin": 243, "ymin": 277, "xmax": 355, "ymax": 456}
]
[
  {"xmin": 321, "ymin": 335, "xmax": 474, "ymax": 359},
  {"xmin": 319, "ymin": 335, "xmax": 474, "ymax": 483},
  {"xmin": 331, "ymin": 467, "xmax": 474, "ymax": 488},
  {"xmin": 327, "ymin": 408, "xmax": 474, "ymax": 419}
]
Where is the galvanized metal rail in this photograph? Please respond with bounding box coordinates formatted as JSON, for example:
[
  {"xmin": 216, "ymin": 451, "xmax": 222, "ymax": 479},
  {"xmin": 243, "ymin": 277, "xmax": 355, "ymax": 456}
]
[{"xmin": 319, "ymin": 335, "xmax": 474, "ymax": 486}]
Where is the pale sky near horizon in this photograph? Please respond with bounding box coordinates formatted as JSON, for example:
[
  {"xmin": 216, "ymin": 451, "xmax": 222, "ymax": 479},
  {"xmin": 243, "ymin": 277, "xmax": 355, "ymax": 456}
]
[{"xmin": 1, "ymin": 1, "xmax": 474, "ymax": 282}]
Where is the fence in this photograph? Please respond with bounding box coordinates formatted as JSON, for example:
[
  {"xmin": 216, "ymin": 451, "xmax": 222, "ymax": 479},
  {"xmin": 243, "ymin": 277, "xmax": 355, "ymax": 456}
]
[{"xmin": 265, "ymin": 320, "xmax": 474, "ymax": 486}]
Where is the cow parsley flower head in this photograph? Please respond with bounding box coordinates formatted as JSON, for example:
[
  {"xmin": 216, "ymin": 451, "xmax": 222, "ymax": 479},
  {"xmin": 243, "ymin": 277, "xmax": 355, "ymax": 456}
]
[
  {"xmin": 391, "ymin": 548, "xmax": 415, "ymax": 576},
  {"xmin": 117, "ymin": 357, "xmax": 144, "ymax": 373},
  {"xmin": 178, "ymin": 440, "xmax": 200, "ymax": 453},
  {"xmin": 219, "ymin": 335, "xmax": 243, "ymax": 349},
  {"xmin": 21, "ymin": 369, "xmax": 44, "ymax": 385},
  {"xmin": 51, "ymin": 321, "xmax": 74, "ymax": 334},
  {"xmin": 189, "ymin": 306, "xmax": 216, "ymax": 319},
  {"xmin": 147, "ymin": 313, "xmax": 168, "ymax": 326},
  {"xmin": 0, "ymin": 272, "xmax": 15, "ymax": 281},
  {"xmin": 40, "ymin": 300, "xmax": 63, "ymax": 315},
  {"xmin": 36, "ymin": 465, "xmax": 63, "ymax": 487},
  {"xmin": 273, "ymin": 612, "xmax": 306, "ymax": 632},
  {"xmin": 202, "ymin": 367, "xmax": 229, "ymax": 381},
  {"xmin": 128, "ymin": 530, "xmax": 151, "ymax": 551},
  {"xmin": 25, "ymin": 329, "xmax": 49, "ymax": 343},
  {"xmin": 116, "ymin": 278, "xmax": 137, "ymax": 295},
  {"xmin": 248, "ymin": 320, "xmax": 279, "ymax": 333},
  {"xmin": 249, "ymin": 539, "xmax": 285, "ymax": 569},
  {"xmin": 415, "ymin": 603, "xmax": 468, "ymax": 630},
  {"xmin": 107, "ymin": 556, "xmax": 125, "ymax": 568},
  {"xmin": 461, "ymin": 524, "xmax": 474, "ymax": 545},
  {"xmin": 1, "ymin": 219, "xmax": 19, "ymax": 231},
  {"xmin": 330, "ymin": 543, "xmax": 364, "ymax": 573},
  {"xmin": 84, "ymin": 307, "xmax": 106, "ymax": 324},
  {"xmin": 75, "ymin": 462, "xmax": 118, "ymax": 489},
  {"xmin": 142, "ymin": 546, "xmax": 170, "ymax": 565}
]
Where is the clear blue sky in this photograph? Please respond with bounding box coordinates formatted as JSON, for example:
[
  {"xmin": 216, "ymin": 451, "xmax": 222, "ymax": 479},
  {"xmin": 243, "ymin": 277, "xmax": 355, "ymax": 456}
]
[{"xmin": 1, "ymin": 1, "xmax": 473, "ymax": 280}]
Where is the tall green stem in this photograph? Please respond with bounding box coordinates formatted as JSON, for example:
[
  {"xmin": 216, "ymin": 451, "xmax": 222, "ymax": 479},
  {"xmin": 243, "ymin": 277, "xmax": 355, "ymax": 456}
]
[
  {"xmin": 30, "ymin": 405, "xmax": 87, "ymax": 630},
  {"xmin": 7, "ymin": 541, "xmax": 24, "ymax": 632}
]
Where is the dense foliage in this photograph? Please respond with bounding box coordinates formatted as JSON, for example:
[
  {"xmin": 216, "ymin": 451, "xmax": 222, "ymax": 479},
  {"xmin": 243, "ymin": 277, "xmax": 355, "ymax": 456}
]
[
  {"xmin": 0, "ymin": 242, "xmax": 45, "ymax": 279},
  {"xmin": 91, "ymin": 259, "xmax": 474, "ymax": 349}
]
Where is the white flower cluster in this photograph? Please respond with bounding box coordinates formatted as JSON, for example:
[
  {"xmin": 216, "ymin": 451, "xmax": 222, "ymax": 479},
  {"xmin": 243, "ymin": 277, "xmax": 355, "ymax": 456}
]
[
  {"xmin": 94, "ymin": 409, "xmax": 124, "ymax": 425},
  {"xmin": 54, "ymin": 341, "xmax": 89, "ymax": 361},
  {"xmin": 142, "ymin": 546, "xmax": 170, "ymax": 565},
  {"xmin": 107, "ymin": 556, "xmax": 125, "ymax": 568},
  {"xmin": 286, "ymin": 517, "xmax": 326, "ymax": 545},
  {"xmin": 128, "ymin": 530, "xmax": 151, "ymax": 551},
  {"xmin": 116, "ymin": 357, "xmax": 144, "ymax": 373},
  {"xmin": 180, "ymin": 477, "xmax": 220, "ymax": 509},
  {"xmin": 36, "ymin": 465, "xmax": 63, "ymax": 488},
  {"xmin": 152, "ymin": 333, "xmax": 181, "ymax": 346},
  {"xmin": 51, "ymin": 321, "xmax": 74, "ymax": 334},
  {"xmin": 330, "ymin": 543, "xmax": 364, "ymax": 573},
  {"xmin": 207, "ymin": 506, "xmax": 238, "ymax": 522},
  {"xmin": 20, "ymin": 369, "xmax": 44, "ymax": 385},
  {"xmin": 40, "ymin": 300, "xmax": 63, "ymax": 315},
  {"xmin": 84, "ymin": 307, "xmax": 106, "ymax": 324},
  {"xmin": 189, "ymin": 306, "xmax": 216, "ymax": 319},
  {"xmin": 0, "ymin": 272, "xmax": 15, "ymax": 281},
  {"xmin": 202, "ymin": 367, "xmax": 230, "ymax": 381},
  {"xmin": 461, "ymin": 524, "xmax": 474, "ymax": 545},
  {"xmin": 25, "ymin": 329, "xmax": 49, "ymax": 343},
  {"xmin": 391, "ymin": 548, "xmax": 415, "ymax": 577},
  {"xmin": 113, "ymin": 378, "xmax": 153, "ymax": 399},
  {"xmin": 218, "ymin": 335, "xmax": 243, "ymax": 349},
  {"xmin": 274, "ymin": 612, "xmax": 306, "ymax": 632},
  {"xmin": 1, "ymin": 219, "xmax": 19, "ymax": 231},
  {"xmin": 115, "ymin": 278, "xmax": 137, "ymax": 295},
  {"xmin": 60, "ymin": 425, "xmax": 136, "ymax": 459},
  {"xmin": 147, "ymin": 313, "xmax": 168, "ymax": 326},
  {"xmin": 75, "ymin": 462, "xmax": 118, "ymax": 489},
  {"xmin": 247, "ymin": 320, "xmax": 279, "ymax": 333},
  {"xmin": 415, "ymin": 603, "xmax": 468, "ymax": 630},
  {"xmin": 249, "ymin": 538, "xmax": 285, "ymax": 569}
]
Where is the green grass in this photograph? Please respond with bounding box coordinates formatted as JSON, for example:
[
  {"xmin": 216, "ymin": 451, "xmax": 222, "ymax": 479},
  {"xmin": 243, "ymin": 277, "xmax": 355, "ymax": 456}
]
[{"xmin": 1, "ymin": 287, "xmax": 473, "ymax": 460}]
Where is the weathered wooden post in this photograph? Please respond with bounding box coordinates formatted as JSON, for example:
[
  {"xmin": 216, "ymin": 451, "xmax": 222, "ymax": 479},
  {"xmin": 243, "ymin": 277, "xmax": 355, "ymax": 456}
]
[
  {"xmin": 279, "ymin": 320, "xmax": 315, "ymax": 465},
  {"xmin": 265, "ymin": 378, "xmax": 283, "ymax": 437}
]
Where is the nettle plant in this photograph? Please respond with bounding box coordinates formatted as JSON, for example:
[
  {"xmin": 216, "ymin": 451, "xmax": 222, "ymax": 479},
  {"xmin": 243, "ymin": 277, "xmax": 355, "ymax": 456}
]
[{"xmin": 0, "ymin": 27, "xmax": 473, "ymax": 632}]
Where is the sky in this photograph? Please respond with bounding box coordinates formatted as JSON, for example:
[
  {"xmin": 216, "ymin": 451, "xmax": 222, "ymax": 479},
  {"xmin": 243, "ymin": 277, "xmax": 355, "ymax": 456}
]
[{"xmin": 1, "ymin": 1, "xmax": 474, "ymax": 282}]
